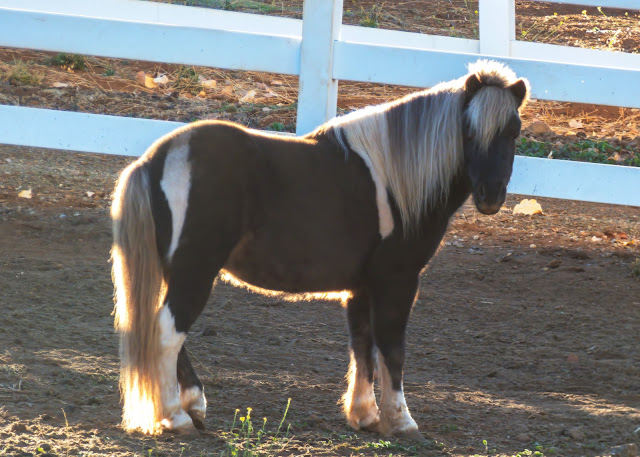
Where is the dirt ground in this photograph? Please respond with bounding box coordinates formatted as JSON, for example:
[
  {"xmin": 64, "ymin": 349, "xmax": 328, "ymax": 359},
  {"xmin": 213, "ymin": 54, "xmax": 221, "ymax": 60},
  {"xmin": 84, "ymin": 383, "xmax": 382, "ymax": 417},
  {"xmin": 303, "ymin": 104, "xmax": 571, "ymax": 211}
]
[
  {"xmin": 1, "ymin": 1, "xmax": 640, "ymax": 456},
  {"xmin": 1, "ymin": 143, "xmax": 639, "ymax": 457}
]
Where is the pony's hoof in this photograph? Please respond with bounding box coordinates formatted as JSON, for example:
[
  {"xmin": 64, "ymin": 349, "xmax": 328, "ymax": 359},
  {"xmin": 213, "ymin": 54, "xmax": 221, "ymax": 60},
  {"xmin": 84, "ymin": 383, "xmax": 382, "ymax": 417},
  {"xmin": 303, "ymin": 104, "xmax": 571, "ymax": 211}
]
[
  {"xmin": 394, "ymin": 428, "xmax": 426, "ymax": 442},
  {"xmin": 161, "ymin": 411, "xmax": 199, "ymax": 436},
  {"xmin": 188, "ymin": 410, "xmax": 206, "ymax": 431},
  {"xmin": 360, "ymin": 420, "xmax": 382, "ymax": 434},
  {"xmin": 171, "ymin": 422, "xmax": 200, "ymax": 436}
]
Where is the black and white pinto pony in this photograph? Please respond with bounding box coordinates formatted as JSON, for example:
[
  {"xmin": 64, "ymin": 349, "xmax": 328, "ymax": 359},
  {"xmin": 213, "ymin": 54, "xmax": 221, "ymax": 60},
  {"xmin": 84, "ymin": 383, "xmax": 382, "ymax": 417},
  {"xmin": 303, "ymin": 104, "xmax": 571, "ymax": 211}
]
[{"xmin": 111, "ymin": 60, "xmax": 529, "ymax": 437}]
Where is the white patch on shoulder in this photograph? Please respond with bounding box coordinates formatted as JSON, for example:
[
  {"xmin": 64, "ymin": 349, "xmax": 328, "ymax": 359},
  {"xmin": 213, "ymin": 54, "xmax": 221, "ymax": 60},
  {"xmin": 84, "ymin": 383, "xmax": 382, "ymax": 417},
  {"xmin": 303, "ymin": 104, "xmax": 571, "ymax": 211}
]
[
  {"xmin": 351, "ymin": 151, "xmax": 394, "ymax": 238},
  {"xmin": 160, "ymin": 133, "xmax": 192, "ymax": 260}
]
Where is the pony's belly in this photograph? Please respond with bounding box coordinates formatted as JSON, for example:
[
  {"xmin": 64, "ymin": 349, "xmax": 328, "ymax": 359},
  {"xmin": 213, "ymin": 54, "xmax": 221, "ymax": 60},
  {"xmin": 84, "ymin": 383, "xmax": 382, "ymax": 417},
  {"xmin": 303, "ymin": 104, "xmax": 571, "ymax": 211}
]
[
  {"xmin": 223, "ymin": 256, "xmax": 354, "ymax": 294},
  {"xmin": 222, "ymin": 267, "xmax": 342, "ymax": 294},
  {"xmin": 223, "ymin": 235, "xmax": 363, "ymax": 293}
]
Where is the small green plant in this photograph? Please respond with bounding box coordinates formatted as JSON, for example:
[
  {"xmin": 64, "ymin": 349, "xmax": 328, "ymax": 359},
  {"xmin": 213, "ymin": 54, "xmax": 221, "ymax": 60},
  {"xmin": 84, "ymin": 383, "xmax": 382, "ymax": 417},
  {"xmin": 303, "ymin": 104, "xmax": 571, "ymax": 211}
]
[
  {"xmin": 359, "ymin": 4, "xmax": 382, "ymax": 28},
  {"xmin": 221, "ymin": 103, "xmax": 239, "ymax": 113},
  {"xmin": 175, "ymin": 0, "xmax": 281, "ymax": 12},
  {"xmin": 3, "ymin": 60, "xmax": 44, "ymax": 86},
  {"xmin": 222, "ymin": 398, "xmax": 292, "ymax": 456},
  {"xmin": 444, "ymin": 1, "xmax": 478, "ymax": 39},
  {"xmin": 254, "ymin": 0, "xmax": 279, "ymax": 13},
  {"xmin": 517, "ymin": 138, "xmax": 640, "ymax": 167},
  {"xmin": 597, "ymin": 6, "xmax": 608, "ymax": 18},
  {"xmin": 47, "ymin": 53, "xmax": 87, "ymax": 71},
  {"xmin": 606, "ymin": 28, "xmax": 622, "ymax": 50},
  {"xmin": 61, "ymin": 407, "xmax": 69, "ymax": 428},
  {"xmin": 515, "ymin": 449, "xmax": 544, "ymax": 457},
  {"xmin": 630, "ymin": 258, "xmax": 640, "ymax": 278},
  {"xmin": 103, "ymin": 68, "xmax": 116, "ymax": 77},
  {"xmin": 463, "ymin": 0, "xmax": 479, "ymax": 38},
  {"xmin": 365, "ymin": 439, "xmax": 418, "ymax": 453},
  {"xmin": 173, "ymin": 65, "xmax": 203, "ymax": 94},
  {"xmin": 35, "ymin": 444, "xmax": 54, "ymax": 455},
  {"xmin": 520, "ymin": 12, "xmax": 566, "ymax": 43},
  {"xmin": 440, "ymin": 423, "xmax": 459, "ymax": 433},
  {"xmin": 222, "ymin": 0, "xmax": 237, "ymax": 10},
  {"xmin": 268, "ymin": 122, "xmax": 285, "ymax": 132},
  {"xmin": 517, "ymin": 137, "xmax": 552, "ymax": 158},
  {"xmin": 471, "ymin": 439, "xmax": 497, "ymax": 455}
]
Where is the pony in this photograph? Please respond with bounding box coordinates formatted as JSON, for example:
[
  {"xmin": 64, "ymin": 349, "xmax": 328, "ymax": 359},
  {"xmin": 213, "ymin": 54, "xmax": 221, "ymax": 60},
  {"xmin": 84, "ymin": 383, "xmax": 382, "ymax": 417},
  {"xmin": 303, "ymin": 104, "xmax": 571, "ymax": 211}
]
[{"xmin": 111, "ymin": 60, "xmax": 529, "ymax": 438}]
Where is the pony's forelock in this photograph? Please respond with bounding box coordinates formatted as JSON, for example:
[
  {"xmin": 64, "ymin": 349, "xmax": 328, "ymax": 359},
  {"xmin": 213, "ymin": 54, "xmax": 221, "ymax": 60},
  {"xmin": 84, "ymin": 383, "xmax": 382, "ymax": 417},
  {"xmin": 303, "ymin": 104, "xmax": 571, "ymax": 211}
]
[
  {"xmin": 466, "ymin": 60, "xmax": 529, "ymax": 151},
  {"xmin": 467, "ymin": 59, "xmax": 518, "ymax": 87},
  {"xmin": 466, "ymin": 87, "xmax": 519, "ymax": 151}
]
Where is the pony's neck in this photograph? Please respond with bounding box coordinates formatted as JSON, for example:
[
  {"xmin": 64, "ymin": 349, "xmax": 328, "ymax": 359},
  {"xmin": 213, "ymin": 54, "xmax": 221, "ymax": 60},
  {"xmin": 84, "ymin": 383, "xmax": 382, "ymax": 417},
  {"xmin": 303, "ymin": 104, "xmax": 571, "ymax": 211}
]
[
  {"xmin": 414, "ymin": 166, "xmax": 471, "ymax": 237},
  {"xmin": 328, "ymin": 86, "xmax": 467, "ymax": 235}
]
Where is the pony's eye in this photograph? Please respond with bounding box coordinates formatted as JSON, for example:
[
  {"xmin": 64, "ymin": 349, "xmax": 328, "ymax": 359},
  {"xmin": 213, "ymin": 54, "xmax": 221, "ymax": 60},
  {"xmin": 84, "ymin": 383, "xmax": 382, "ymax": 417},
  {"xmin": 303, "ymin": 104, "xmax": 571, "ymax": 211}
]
[
  {"xmin": 504, "ymin": 123, "xmax": 521, "ymax": 139},
  {"xmin": 501, "ymin": 128, "xmax": 519, "ymax": 140},
  {"xmin": 503, "ymin": 116, "xmax": 521, "ymax": 140}
]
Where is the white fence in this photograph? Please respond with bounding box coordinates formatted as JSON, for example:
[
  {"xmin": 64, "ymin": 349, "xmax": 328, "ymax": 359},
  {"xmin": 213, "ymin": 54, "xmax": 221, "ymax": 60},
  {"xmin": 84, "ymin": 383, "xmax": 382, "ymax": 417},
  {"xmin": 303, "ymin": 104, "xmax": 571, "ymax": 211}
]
[{"xmin": 0, "ymin": 0, "xmax": 639, "ymax": 206}]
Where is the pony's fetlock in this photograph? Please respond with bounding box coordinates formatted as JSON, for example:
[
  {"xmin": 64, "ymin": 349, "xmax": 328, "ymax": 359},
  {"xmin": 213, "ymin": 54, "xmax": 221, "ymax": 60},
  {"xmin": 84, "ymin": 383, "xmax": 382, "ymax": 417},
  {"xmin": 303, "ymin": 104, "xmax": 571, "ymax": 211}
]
[
  {"xmin": 378, "ymin": 405, "xmax": 419, "ymax": 438},
  {"xmin": 180, "ymin": 386, "xmax": 207, "ymax": 430},
  {"xmin": 345, "ymin": 397, "xmax": 379, "ymax": 431}
]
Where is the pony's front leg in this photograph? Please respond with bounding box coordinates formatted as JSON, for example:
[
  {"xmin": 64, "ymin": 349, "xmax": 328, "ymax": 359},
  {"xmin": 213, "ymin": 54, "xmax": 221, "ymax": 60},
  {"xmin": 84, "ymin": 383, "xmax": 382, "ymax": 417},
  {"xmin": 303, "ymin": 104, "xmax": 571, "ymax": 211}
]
[
  {"xmin": 342, "ymin": 291, "xmax": 379, "ymax": 431},
  {"xmin": 371, "ymin": 275, "xmax": 423, "ymax": 440}
]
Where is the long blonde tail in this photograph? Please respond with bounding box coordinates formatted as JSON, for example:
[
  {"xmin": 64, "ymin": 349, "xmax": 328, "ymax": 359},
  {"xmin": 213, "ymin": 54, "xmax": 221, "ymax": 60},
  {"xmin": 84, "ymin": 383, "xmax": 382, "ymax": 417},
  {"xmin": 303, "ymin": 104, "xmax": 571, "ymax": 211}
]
[{"xmin": 111, "ymin": 161, "xmax": 165, "ymax": 434}]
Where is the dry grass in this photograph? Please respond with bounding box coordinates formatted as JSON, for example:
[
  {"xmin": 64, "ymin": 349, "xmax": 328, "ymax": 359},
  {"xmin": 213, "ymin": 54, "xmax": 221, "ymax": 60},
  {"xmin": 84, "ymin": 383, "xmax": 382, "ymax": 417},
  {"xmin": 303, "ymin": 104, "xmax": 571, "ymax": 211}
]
[{"xmin": 1, "ymin": 60, "xmax": 44, "ymax": 86}]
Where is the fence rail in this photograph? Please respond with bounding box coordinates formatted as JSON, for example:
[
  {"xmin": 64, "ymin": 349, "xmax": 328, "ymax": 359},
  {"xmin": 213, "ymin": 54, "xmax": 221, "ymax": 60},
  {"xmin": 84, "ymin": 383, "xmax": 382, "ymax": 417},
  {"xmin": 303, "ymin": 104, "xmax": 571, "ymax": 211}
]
[{"xmin": 0, "ymin": 0, "xmax": 638, "ymax": 206}]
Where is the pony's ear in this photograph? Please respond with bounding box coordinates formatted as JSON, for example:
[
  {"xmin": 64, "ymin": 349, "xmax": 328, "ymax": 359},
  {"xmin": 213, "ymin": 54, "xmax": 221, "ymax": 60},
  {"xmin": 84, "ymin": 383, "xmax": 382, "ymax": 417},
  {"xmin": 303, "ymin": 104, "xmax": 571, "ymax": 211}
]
[
  {"xmin": 508, "ymin": 78, "xmax": 529, "ymax": 108},
  {"xmin": 464, "ymin": 73, "xmax": 483, "ymax": 101}
]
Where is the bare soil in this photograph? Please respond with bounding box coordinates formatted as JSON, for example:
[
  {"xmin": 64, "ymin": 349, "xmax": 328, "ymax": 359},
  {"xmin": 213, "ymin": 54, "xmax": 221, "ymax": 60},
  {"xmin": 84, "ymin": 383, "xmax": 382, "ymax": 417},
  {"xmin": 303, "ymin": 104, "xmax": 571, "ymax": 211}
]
[
  {"xmin": 0, "ymin": 144, "xmax": 639, "ymax": 457},
  {"xmin": 1, "ymin": 1, "xmax": 640, "ymax": 456}
]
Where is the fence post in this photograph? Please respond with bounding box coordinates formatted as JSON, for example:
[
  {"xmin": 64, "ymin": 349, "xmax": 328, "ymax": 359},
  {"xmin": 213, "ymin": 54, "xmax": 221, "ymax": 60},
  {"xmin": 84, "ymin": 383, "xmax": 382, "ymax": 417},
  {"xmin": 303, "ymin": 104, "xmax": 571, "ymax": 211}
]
[
  {"xmin": 478, "ymin": 0, "xmax": 515, "ymax": 57},
  {"xmin": 295, "ymin": 0, "xmax": 343, "ymax": 135}
]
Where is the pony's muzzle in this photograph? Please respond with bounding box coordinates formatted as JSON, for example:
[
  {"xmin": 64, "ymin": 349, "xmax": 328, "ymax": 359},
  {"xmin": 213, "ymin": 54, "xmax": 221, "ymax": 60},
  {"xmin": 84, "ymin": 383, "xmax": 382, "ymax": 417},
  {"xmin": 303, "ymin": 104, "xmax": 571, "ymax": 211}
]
[{"xmin": 474, "ymin": 183, "xmax": 506, "ymax": 215}]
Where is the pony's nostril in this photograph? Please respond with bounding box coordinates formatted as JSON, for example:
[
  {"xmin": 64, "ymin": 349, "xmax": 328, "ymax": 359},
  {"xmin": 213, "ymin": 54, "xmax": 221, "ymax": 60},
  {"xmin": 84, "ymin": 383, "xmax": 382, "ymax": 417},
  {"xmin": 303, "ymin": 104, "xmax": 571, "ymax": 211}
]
[{"xmin": 477, "ymin": 184, "xmax": 487, "ymax": 201}]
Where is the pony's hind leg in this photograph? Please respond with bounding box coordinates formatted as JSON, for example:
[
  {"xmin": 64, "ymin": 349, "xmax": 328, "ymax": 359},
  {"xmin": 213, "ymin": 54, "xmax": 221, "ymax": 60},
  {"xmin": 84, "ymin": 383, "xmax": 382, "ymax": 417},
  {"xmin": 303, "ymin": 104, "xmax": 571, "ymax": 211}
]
[
  {"xmin": 343, "ymin": 290, "xmax": 380, "ymax": 431},
  {"xmin": 370, "ymin": 275, "xmax": 422, "ymax": 439},
  {"xmin": 177, "ymin": 346, "xmax": 207, "ymax": 430},
  {"xmin": 156, "ymin": 304, "xmax": 192, "ymax": 433},
  {"xmin": 158, "ymin": 257, "xmax": 222, "ymax": 434}
]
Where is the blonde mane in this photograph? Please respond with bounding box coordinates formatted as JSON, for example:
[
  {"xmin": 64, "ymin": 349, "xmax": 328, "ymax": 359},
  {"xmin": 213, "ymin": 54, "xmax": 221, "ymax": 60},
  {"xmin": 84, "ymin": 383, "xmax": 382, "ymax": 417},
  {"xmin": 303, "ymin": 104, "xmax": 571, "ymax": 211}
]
[{"xmin": 322, "ymin": 60, "xmax": 527, "ymax": 234}]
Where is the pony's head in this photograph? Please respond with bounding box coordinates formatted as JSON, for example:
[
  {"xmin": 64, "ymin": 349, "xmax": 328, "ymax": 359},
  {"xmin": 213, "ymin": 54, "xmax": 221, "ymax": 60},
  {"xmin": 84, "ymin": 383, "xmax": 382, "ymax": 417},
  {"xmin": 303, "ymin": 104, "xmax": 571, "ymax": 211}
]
[{"xmin": 462, "ymin": 61, "xmax": 529, "ymax": 215}]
